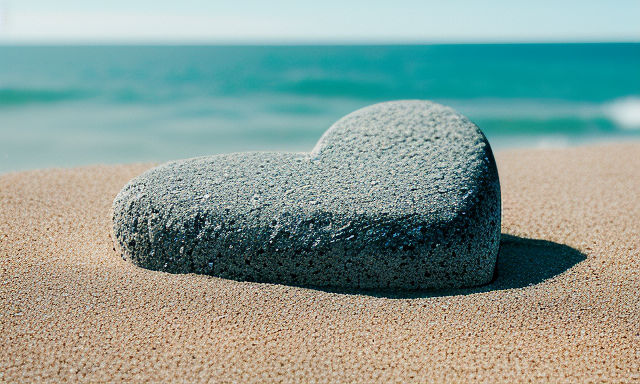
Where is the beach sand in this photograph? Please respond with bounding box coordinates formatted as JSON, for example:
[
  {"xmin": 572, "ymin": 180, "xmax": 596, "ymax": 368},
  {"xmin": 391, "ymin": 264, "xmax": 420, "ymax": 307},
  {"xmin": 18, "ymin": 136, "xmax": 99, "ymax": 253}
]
[{"xmin": 1, "ymin": 143, "xmax": 639, "ymax": 382}]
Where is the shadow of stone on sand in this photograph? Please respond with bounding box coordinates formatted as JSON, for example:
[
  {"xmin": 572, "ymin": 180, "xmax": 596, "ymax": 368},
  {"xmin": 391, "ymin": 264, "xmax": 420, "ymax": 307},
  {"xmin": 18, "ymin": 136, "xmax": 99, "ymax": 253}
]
[{"xmin": 307, "ymin": 233, "xmax": 587, "ymax": 299}]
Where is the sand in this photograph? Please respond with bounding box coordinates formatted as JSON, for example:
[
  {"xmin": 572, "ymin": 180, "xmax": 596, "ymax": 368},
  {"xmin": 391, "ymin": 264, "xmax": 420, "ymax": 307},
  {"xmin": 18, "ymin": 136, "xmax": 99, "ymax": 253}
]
[{"xmin": 1, "ymin": 142, "xmax": 639, "ymax": 383}]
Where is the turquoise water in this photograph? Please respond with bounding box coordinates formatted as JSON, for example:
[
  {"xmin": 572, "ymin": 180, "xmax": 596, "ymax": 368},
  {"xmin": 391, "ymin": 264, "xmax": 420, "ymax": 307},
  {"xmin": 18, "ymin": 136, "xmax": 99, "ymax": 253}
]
[{"xmin": 1, "ymin": 44, "xmax": 639, "ymax": 173}]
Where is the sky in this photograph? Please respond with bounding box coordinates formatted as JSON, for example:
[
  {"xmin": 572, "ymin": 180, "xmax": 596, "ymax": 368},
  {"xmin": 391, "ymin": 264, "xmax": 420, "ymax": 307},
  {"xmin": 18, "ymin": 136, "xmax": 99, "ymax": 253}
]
[{"xmin": 0, "ymin": 0, "xmax": 638, "ymax": 44}]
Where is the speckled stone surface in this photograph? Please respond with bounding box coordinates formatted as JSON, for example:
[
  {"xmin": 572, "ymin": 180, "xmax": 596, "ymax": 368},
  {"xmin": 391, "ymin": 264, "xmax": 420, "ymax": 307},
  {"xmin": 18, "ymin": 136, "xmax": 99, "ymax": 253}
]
[{"xmin": 112, "ymin": 100, "xmax": 501, "ymax": 289}]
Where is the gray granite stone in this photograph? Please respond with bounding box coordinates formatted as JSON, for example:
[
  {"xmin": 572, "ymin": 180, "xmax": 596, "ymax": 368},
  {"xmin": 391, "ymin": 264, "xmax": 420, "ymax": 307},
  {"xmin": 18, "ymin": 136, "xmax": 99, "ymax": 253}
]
[{"xmin": 112, "ymin": 100, "xmax": 501, "ymax": 290}]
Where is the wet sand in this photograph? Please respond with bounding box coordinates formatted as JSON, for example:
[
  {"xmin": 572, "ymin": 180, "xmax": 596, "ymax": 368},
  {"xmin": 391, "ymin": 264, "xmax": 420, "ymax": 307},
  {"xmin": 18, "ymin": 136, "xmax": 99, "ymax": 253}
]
[{"xmin": 1, "ymin": 143, "xmax": 639, "ymax": 382}]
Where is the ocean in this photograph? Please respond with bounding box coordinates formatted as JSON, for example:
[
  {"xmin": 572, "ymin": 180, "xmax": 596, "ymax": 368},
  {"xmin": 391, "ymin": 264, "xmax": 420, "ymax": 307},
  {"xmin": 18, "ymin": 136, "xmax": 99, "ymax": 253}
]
[{"xmin": 1, "ymin": 43, "xmax": 639, "ymax": 173}]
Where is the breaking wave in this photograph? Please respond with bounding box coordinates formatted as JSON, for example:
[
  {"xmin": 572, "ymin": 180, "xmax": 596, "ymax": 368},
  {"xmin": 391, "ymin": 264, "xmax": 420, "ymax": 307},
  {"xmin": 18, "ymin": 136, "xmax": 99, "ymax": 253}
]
[{"xmin": 605, "ymin": 97, "xmax": 640, "ymax": 130}]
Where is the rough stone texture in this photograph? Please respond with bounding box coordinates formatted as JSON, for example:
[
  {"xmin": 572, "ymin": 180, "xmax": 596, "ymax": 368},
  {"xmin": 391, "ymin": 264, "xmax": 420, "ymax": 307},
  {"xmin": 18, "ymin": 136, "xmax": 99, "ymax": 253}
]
[{"xmin": 112, "ymin": 100, "xmax": 501, "ymax": 289}]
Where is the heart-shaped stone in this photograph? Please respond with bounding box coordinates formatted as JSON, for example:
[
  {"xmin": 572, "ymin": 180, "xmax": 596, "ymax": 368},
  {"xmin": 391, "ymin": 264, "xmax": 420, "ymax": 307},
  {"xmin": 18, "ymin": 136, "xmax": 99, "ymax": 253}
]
[{"xmin": 113, "ymin": 100, "xmax": 500, "ymax": 290}]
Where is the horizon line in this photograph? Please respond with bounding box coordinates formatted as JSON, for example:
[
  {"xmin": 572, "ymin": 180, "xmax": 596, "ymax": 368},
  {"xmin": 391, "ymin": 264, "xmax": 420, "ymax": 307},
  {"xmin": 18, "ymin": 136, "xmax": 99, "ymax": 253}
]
[{"xmin": 0, "ymin": 38, "xmax": 639, "ymax": 46}]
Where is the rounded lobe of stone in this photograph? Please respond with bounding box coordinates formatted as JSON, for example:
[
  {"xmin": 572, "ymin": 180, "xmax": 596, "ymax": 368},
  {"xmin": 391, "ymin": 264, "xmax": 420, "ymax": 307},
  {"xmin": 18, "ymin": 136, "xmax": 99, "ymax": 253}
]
[{"xmin": 112, "ymin": 100, "xmax": 501, "ymax": 290}]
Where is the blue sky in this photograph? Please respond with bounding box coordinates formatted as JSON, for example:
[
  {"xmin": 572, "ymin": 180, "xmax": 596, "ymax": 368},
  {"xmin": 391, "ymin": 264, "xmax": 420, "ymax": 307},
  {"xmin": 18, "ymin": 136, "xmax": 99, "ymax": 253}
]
[{"xmin": 0, "ymin": 0, "xmax": 638, "ymax": 43}]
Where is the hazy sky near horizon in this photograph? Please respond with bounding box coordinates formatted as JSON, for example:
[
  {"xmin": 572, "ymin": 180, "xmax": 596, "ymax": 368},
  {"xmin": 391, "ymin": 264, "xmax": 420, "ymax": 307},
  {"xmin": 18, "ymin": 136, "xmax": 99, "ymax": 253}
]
[{"xmin": 0, "ymin": 0, "xmax": 638, "ymax": 43}]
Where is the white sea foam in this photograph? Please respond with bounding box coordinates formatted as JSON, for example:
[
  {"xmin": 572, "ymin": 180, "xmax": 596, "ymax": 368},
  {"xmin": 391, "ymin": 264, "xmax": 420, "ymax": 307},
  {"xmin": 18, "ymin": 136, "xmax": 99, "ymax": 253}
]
[
  {"xmin": 605, "ymin": 97, "xmax": 640, "ymax": 130},
  {"xmin": 444, "ymin": 97, "xmax": 640, "ymax": 131}
]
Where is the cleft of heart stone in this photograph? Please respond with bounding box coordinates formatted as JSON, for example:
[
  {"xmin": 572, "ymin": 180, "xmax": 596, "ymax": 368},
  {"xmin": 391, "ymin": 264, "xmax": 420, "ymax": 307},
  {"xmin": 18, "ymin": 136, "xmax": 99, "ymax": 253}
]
[{"xmin": 112, "ymin": 100, "xmax": 501, "ymax": 290}]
